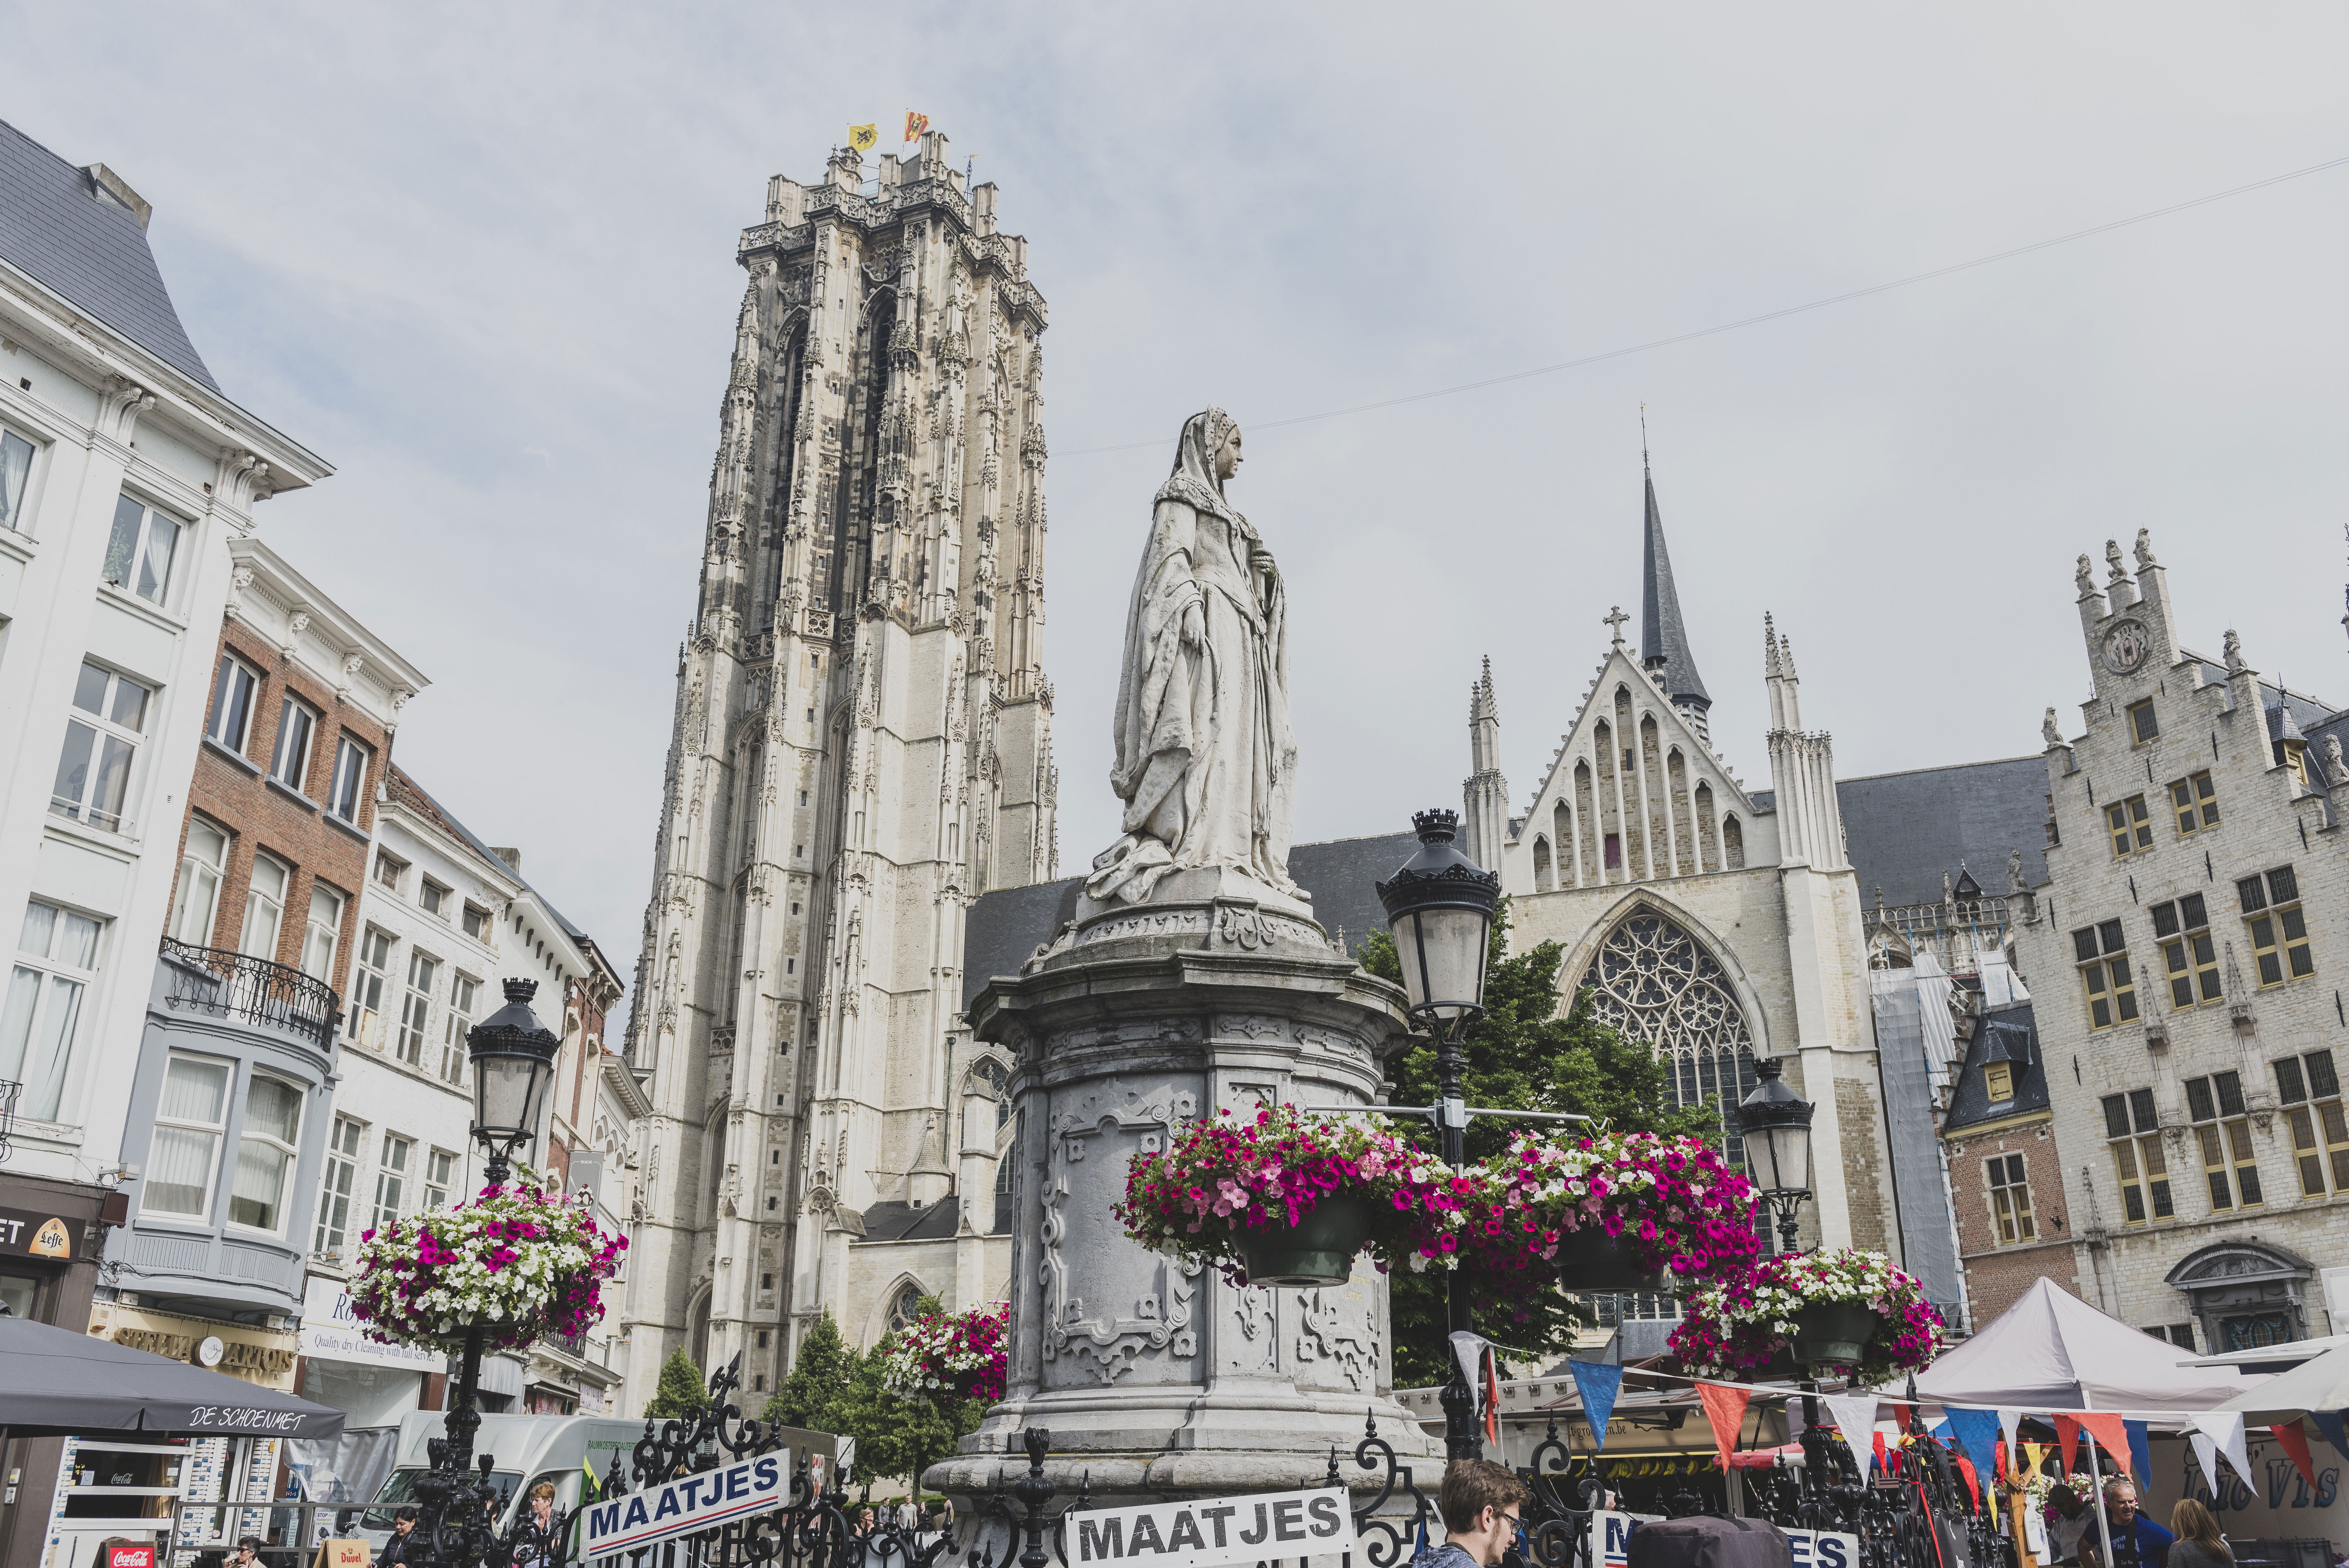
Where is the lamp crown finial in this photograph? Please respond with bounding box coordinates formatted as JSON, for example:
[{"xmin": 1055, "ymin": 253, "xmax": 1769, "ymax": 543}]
[
  {"xmin": 503, "ymin": 978, "xmax": 539, "ymax": 1004},
  {"xmin": 1411, "ymin": 808, "xmax": 1459, "ymax": 843},
  {"xmin": 1754, "ymin": 1055, "xmax": 1784, "ymax": 1082}
]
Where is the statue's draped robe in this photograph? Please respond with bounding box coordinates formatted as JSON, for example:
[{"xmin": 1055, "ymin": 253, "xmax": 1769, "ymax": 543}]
[{"xmin": 1087, "ymin": 416, "xmax": 1302, "ymax": 904}]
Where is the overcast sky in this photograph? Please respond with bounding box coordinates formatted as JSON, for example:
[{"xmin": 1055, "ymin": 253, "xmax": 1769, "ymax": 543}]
[{"xmin": 8, "ymin": 5, "xmax": 2347, "ymax": 1012}]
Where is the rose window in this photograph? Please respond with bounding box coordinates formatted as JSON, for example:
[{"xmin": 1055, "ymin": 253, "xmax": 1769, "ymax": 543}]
[{"xmin": 1583, "ymin": 909, "xmax": 1758, "ymax": 1161}]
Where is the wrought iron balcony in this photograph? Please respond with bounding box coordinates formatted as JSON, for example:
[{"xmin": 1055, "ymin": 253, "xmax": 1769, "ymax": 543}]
[{"xmin": 161, "ymin": 938, "xmax": 340, "ymax": 1050}]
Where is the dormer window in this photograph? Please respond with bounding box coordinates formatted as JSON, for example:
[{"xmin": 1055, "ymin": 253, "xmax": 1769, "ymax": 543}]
[{"xmin": 1983, "ymin": 1061, "xmax": 2014, "ymax": 1101}]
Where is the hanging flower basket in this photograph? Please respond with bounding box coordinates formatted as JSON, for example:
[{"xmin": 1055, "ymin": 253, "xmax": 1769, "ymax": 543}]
[
  {"xmin": 1117, "ymin": 1104, "xmax": 1442, "ymax": 1287},
  {"xmin": 1666, "ymin": 1248, "xmax": 1942, "ymax": 1383},
  {"xmin": 1438, "ymin": 1129, "xmax": 1760, "ymax": 1292},
  {"xmin": 880, "ymin": 1301, "xmax": 1007, "ymax": 1403},
  {"xmin": 349, "ymin": 1176, "xmax": 626, "ymax": 1353}
]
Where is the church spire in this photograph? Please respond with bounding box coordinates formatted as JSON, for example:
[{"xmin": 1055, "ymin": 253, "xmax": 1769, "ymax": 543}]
[{"xmin": 1639, "ymin": 442, "xmax": 1711, "ymax": 717}]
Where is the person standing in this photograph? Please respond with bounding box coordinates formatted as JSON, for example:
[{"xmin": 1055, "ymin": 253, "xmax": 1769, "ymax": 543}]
[
  {"xmin": 2165, "ymin": 1500, "xmax": 2231, "ymax": 1568},
  {"xmin": 1412, "ymin": 1460, "xmax": 1531, "ymax": 1568},
  {"xmin": 2080, "ymin": 1478, "xmax": 2174, "ymax": 1568},
  {"xmin": 510, "ymin": 1481, "xmax": 560, "ymax": 1568}
]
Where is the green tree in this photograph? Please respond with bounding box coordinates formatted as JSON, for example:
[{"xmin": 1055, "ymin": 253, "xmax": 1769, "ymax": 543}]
[
  {"xmin": 644, "ymin": 1346, "xmax": 709, "ymax": 1420},
  {"xmin": 764, "ymin": 1301, "xmax": 987, "ymax": 1502},
  {"xmin": 1360, "ymin": 900, "xmax": 1720, "ymax": 1386},
  {"xmin": 763, "ymin": 1313, "xmax": 857, "ymax": 1433}
]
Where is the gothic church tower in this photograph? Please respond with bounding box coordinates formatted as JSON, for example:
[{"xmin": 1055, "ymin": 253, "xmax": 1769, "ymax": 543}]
[{"xmin": 621, "ymin": 136, "xmax": 1055, "ymax": 1411}]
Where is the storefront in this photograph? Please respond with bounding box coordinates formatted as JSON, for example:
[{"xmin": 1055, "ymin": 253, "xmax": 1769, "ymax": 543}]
[
  {"xmin": 0, "ymin": 1174, "xmax": 117, "ymax": 1568},
  {"xmin": 88, "ymin": 1302, "xmax": 301, "ymax": 1393},
  {"xmin": 288, "ymin": 1276, "xmax": 445, "ymax": 1507}
]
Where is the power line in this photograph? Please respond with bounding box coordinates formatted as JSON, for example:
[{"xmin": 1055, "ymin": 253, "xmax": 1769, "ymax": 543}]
[{"xmin": 1059, "ymin": 151, "xmax": 2349, "ymax": 459}]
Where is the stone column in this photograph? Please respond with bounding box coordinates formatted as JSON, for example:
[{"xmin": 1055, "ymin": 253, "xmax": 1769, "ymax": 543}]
[{"xmin": 929, "ymin": 886, "xmax": 1440, "ymax": 1505}]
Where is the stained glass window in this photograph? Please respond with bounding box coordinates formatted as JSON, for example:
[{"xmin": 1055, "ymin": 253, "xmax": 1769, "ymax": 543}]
[{"xmin": 1582, "ymin": 909, "xmax": 1758, "ymax": 1162}]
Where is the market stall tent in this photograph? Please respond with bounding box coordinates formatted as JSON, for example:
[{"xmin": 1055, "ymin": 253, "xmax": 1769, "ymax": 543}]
[
  {"xmin": 2210, "ymin": 1340, "xmax": 2349, "ymax": 1426},
  {"xmin": 1912, "ymin": 1279, "xmax": 2248, "ymax": 1414},
  {"xmin": 0, "ymin": 1316, "xmax": 345, "ymax": 1441}
]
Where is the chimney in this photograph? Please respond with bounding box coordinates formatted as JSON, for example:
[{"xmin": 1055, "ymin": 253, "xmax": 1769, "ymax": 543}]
[
  {"xmin": 492, "ymin": 847, "xmax": 522, "ymax": 875},
  {"xmin": 81, "ymin": 164, "xmax": 151, "ymax": 230}
]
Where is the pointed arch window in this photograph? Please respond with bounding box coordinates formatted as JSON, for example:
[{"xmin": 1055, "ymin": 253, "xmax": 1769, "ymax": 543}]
[{"xmin": 1582, "ymin": 908, "xmax": 1758, "ymax": 1162}]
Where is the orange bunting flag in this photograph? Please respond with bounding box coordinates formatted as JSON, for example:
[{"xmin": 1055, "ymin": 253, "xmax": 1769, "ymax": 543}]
[
  {"xmin": 2273, "ymin": 1421, "xmax": 2320, "ymax": 1493},
  {"xmin": 1483, "ymin": 1351, "xmax": 1502, "ymax": 1445},
  {"xmin": 904, "ymin": 111, "xmax": 930, "ymax": 143},
  {"xmin": 1697, "ymin": 1382, "xmax": 1752, "ymax": 1470},
  {"xmin": 2055, "ymin": 1415, "xmax": 2082, "ymax": 1477},
  {"xmin": 2076, "ymin": 1413, "xmax": 2130, "ymax": 1472},
  {"xmin": 1956, "ymin": 1456, "xmax": 1980, "ymax": 1513}
]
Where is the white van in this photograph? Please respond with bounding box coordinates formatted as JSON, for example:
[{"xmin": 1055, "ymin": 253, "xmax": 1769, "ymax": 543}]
[{"xmin": 348, "ymin": 1413, "xmax": 838, "ymax": 1548}]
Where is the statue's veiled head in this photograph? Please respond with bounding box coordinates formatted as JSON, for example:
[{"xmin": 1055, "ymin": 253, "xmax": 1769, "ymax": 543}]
[{"xmin": 1174, "ymin": 407, "xmax": 1243, "ymax": 494}]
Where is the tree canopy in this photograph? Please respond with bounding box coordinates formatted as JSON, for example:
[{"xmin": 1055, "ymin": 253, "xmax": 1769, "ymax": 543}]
[
  {"xmin": 763, "ymin": 1303, "xmax": 987, "ymax": 1500},
  {"xmin": 1358, "ymin": 900, "xmax": 1720, "ymax": 1387},
  {"xmin": 643, "ymin": 1346, "xmax": 710, "ymax": 1420}
]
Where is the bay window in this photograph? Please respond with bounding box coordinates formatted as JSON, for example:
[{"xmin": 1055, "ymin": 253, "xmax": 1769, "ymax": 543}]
[
  {"xmin": 229, "ymin": 1074, "xmax": 303, "ymax": 1233},
  {"xmin": 145, "ymin": 1055, "xmax": 230, "ymax": 1219}
]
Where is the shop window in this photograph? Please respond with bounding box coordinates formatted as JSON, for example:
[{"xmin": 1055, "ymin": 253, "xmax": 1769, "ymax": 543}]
[
  {"xmin": 2105, "ymin": 796, "xmax": 2153, "ymax": 857},
  {"xmin": 2102, "ymin": 1088, "xmax": 2172, "ymax": 1223},
  {"xmin": 2239, "ymin": 867, "xmax": 2313, "ymax": 986},
  {"xmin": 2274, "ymin": 1049, "xmax": 2349, "ymax": 1198},
  {"xmin": 4, "ymin": 900, "xmax": 103, "ymax": 1122},
  {"xmin": 2073, "ymin": 920, "xmax": 2138, "ymax": 1029},
  {"xmin": 2185, "ymin": 1073, "xmax": 2263, "ymax": 1211},
  {"xmin": 2151, "ymin": 894, "xmax": 2221, "ymax": 1008},
  {"xmin": 2170, "ymin": 772, "xmax": 2219, "ymax": 836},
  {"xmin": 146, "ymin": 1055, "xmax": 231, "ymax": 1220}
]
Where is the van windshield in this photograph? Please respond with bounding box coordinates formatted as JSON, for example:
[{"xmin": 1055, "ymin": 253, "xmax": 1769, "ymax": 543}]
[{"xmin": 361, "ymin": 1466, "xmax": 523, "ymax": 1529}]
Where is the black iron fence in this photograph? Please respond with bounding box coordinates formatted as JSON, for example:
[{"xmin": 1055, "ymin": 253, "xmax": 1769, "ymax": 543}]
[{"xmin": 161, "ymin": 937, "xmax": 340, "ymax": 1049}]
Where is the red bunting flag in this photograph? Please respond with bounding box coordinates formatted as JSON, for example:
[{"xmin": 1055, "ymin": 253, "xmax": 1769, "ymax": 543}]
[
  {"xmin": 1483, "ymin": 1350, "xmax": 1501, "ymax": 1446},
  {"xmin": 1697, "ymin": 1382, "xmax": 1753, "ymax": 1469},
  {"xmin": 2055, "ymin": 1415, "xmax": 2082, "ymax": 1477},
  {"xmin": 1874, "ymin": 1431, "xmax": 1889, "ymax": 1472},
  {"xmin": 1955, "ymin": 1456, "xmax": 1980, "ymax": 1513},
  {"xmin": 2076, "ymin": 1412, "xmax": 2130, "ymax": 1474},
  {"xmin": 2273, "ymin": 1421, "xmax": 2320, "ymax": 1493}
]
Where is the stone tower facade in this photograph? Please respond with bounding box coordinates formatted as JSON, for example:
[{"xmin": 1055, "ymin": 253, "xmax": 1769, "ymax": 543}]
[{"xmin": 621, "ymin": 135, "xmax": 1056, "ymax": 1412}]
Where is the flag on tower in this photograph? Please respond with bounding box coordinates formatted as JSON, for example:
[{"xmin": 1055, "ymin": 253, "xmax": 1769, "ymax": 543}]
[
  {"xmin": 904, "ymin": 111, "xmax": 930, "ymax": 143},
  {"xmin": 848, "ymin": 123, "xmax": 878, "ymax": 152}
]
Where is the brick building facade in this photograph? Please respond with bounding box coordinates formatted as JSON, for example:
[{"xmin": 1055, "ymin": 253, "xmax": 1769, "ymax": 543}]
[{"xmin": 1938, "ymin": 1005, "xmax": 2091, "ymax": 1326}]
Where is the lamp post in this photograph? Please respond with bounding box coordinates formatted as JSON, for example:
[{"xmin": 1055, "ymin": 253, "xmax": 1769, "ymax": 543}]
[
  {"xmin": 412, "ymin": 978, "xmax": 562, "ymax": 1565},
  {"xmin": 1376, "ymin": 809, "xmax": 1501, "ymax": 1461},
  {"xmin": 1734, "ymin": 1058, "xmax": 1827, "ymax": 1518}
]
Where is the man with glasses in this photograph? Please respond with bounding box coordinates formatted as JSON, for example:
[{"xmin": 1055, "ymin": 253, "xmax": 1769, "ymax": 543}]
[{"xmin": 1413, "ymin": 1459, "xmax": 1532, "ymax": 1568}]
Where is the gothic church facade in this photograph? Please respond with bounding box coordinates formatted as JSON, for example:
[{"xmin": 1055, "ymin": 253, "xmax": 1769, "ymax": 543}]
[
  {"xmin": 620, "ymin": 137, "xmax": 1055, "ymax": 1411},
  {"xmin": 1460, "ymin": 462, "xmax": 1902, "ymax": 1258}
]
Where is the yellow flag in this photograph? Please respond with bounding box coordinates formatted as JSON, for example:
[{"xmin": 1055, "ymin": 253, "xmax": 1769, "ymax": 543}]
[
  {"xmin": 2023, "ymin": 1441, "xmax": 2046, "ymax": 1477},
  {"xmin": 848, "ymin": 123, "xmax": 878, "ymax": 153},
  {"xmin": 904, "ymin": 111, "xmax": 930, "ymax": 143}
]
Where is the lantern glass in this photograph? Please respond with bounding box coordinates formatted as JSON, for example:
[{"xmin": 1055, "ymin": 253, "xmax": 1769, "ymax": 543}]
[
  {"xmin": 1734, "ymin": 1055, "xmax": 1815, "ymax": 1197},
  {"xmin": 1392, "ymin": 905, "xmax": 1491, "ymax": 1021},
  {"xmin": 467, "ymin": 978, "xmax": 561, "ymax": 1161}
]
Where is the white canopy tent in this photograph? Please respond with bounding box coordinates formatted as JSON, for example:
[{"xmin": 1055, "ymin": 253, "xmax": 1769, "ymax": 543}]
[
  {"xmin": 1912, "ymin": 1279, "xmax": 2250, "ymax": 1415},
  {"xmin": 2209, "ymin": 1339, "xmax": 2349, "ymax": 1425}
]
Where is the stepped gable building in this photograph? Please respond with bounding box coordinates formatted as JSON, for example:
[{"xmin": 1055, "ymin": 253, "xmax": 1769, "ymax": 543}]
[
  {"xmin": 1456, "ymin": 454, "xmax": 1899, "ymax": 1256},
  {"xmin": 2003, "ymin": 531, "xmax": 2349, "ymax": 1351},
  {"xmin": 621, "ymin": 135, "xmax": 1056, "ymax": 1408}
]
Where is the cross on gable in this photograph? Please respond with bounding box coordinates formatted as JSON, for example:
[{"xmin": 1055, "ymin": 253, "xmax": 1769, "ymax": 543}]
[{"xmin": 1603, "ymin": 606, "xmax": 1631, "ymax": 646}]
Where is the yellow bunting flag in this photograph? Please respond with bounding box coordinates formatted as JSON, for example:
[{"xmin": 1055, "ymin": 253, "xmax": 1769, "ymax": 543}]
[
  {"xmin": 848, "ymin": 123, "xmax": 878, "ymax": 153},
  {"xmin": 904, "ymin": 111, "xmax": 930, "ymax": 143}
]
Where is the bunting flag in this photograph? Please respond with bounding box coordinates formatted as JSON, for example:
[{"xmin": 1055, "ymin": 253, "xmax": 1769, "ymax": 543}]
[
  {"xmin": 1485, "ymin": 1351, "xmax": 1502, "ymax": 1445},
  {"xmin": 1955, "ymin": 1455, "xmax": 1981, "ymax": 1514},
  {"xmin": 2124, "ymin": 1421, "xmax": 2152, "ymax": 1488},
  {"xmin": 1944, "ymin": 1408, "xmax": 2002, "ymax": 1491},
  {"xmin": 1999, "ymin": 1409, "xmax": 2026, "ymax": 1465},
  {"xmin": 1449, "ymin": 1330, "xmax": 1488, "ymax": 1395},
  {"xmin": 1821, "ymin": 1394, "xmax": 1880, "ymax": 1480},
  {"xmin": 1873, "ymin": 1431, "xmax": 1889, "ymax": 1474},
  {"xmin": 2022, "ymin": 1441, "xmax": 2047, "ymax": 1480},
  {"xmin": 2273, "ymin": 1421, "xmax": 2320, "ymax": 1493},
  {"xmin": 2055, "ymin": 1415, "xmax": 2082, "ymax": 1477},
  {"xmin": 1993, "ymin": 1441, "xmax": 2007, "ymax": 1483},
  {"xmin": 2310, "ymin": 1410, "xmax": 2349, "ymax": 1463},
  {"xmin": 848, "ymin": 123, "xmax": 879, "ymax": 152},
  {"xmin": 2190, "ymin": 1412, "xmax": 2252, "ymax": 1486},
  {"xmin": 1569, "ymin": 1360, "xmax": 1625, "ymax": 1450},
  {"xmin": 2189, "ymin": 1433, "xmax": 2224, "ymax": 1499},
  {"xmin": 1696, "ymin": 1382, "xmax": 1753, "ymax": 1469},
  {"xmin": 904, "ymin": 111, "xmax": 930, "ymax": 143},
  {"xmin": 2075, "ymin": 1412, "xmax": 2130, "ymax": 1476}
]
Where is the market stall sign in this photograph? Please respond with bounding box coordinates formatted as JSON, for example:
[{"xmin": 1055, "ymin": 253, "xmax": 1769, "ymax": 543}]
[
  {"xmin": 0, "ymin": 1207, "xmax": 72, "ymax": 1259},
  {"xmin": 1068, "ymin": 1487, "xmax": 1357, "ymax": 1568},
  {"xmin": 583, "ymin": 1456, "xmax": 788, "ymax": 1555},
  {"xmin": 1786, "ymin": 1529, "xmax": 1861, "ymax": 1568}
]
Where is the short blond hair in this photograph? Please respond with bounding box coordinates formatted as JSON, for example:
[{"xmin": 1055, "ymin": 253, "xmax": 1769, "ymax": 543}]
[{"xmin": 530, "ymin": 1480, "xmax": 558, "ymax": 1502}]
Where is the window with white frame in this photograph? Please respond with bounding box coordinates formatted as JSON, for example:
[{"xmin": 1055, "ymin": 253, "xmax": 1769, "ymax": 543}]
[
  {"xmin": 423, "ymin": 1147, "xmax": 457, "ymax": 1209},
  {"xmin": 328, "ymin": 737, "xmax": 370, "ymax": 825},
  {"xmin": 0, "ymin": 425, "xmax": 34, "ymax": 534},
  {"xmin": 101, "ymin": 493, "xmax": 184, "ymax": 605},
  {"xmin": 372, "ymin": 1132, "xmax": 411, "ymax": 1230},
  {"xmin": 241, "ymin": 853, "xmax": 289, "ymax": 962},
  {"xmin": 230, "ymin": 1074, "xmax": 302, "ymax": 1233},
  {"xmin": 271, "ymin": 697, "xmax": 317, "ymax": 791},
  {"xmin": 145, "ymin": 1055, "xmax": 231, "ymax": 1219},
  {"xmin": 314, "ymin": 1115, "xmax": 363, "ymax": 1255},
  {"xmin": 420, "ymin": 880, "xmax": 449, "ymax": 918},
  {"xmin": 397, "ymin": 951, "xmax": 437, "ymax": 1066},
  {"xmin": 443, "ymin": 973, "xmax": 478, "ymax": 1086},
  {"xmin": 347, "ymin": 928, "xmax": 394, "ymax": 1048},
  {"xmin": 171, "ymin": 820, "xmax": 228, "ymax": 946},
  {"xmin": 301, "ymin": 884, "xmax": 343, "ymax": 984},
  {"xmin": 2, "ymin": 901, "xmax": 103, "ymax": 1122},
  {"xmin": 373, "ymin": 851, "xmax": 405, "ymax": 892},
  {"xmin": 50, "ymin": 661, "xmax": 151, "ymax": 833},
  {"xmin": 205, "ymin": 654, "xmax": 259, "ymax": 756}
]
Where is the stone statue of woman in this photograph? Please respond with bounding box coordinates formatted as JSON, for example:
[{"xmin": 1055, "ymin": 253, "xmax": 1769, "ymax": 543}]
[{"xmin": 1085, "ymin": 408, "xmax": 1306, "ymax": 907}]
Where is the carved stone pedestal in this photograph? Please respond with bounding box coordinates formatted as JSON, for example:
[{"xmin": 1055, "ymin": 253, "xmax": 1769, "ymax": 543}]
[{"xmin": 927, "ymin": 892, "xmax": 1441, "ymax": 1508}]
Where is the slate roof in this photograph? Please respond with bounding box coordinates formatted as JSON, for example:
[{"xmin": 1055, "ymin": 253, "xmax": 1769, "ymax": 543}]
[
  {"xmin": 960, "ymin": 830, "xmax": 1420, "ymax": 1009},
  {"xmin": 389, "ymin": 764, "xmax": 603, "ymax": 957},
  {"xmin": 1639, "ymin": 462, "xmax": 1710, "ymax": 708},
  {"xmin": 1941, "ymin": 1002, "xmax": 2046, "ymax": 1133},
  {"xmin": 1751, "ymin": 755, "xmax": 2051, "ymax": 909},
  {"xmin": 0, "ymin": 118, "xmax": 218, "ymax": 391}
]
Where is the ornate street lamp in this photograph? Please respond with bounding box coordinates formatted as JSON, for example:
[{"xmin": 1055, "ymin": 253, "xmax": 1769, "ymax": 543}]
[
  {"xmin": 1735, "ymin": 1056, "xmax": 1814, "ymax": 1254},
  {"xmin": 1377, "ymin": 809, "xmax": 1501, "ymax": 1461},
  {"xmin": 409, "ymin": 978, "xmax": 562, "ymax": 1564},
  {"xmin": 468, "ymin": 978, "xmax": 561, "ymax": 1186}
]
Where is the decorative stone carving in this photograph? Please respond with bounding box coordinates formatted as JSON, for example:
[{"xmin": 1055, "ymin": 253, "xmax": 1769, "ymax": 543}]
[{"xmin": 2042, "ymin": 707, "xmax": 2062, "ymax": 748}]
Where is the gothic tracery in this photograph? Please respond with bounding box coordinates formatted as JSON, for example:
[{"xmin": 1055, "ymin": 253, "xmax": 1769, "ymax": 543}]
[{"xmin": 1581, "ymin": 908, "xmax": 1758, "ymax": 1158}]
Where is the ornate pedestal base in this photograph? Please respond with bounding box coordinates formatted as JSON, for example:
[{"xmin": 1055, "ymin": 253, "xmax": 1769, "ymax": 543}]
[{"xmin": 929, "ymin": 890, "xmax": 1440, "ymax": 1508}]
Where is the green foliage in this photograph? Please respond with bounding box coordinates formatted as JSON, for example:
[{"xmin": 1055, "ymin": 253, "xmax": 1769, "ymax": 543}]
[
  {"xmin": 762, "ymin": 1302, "xmax": 987, "ymax": 1500},
  {"xmin": 644, "ymin": 1346, "xmax": 709, "ymax": 1420},
  {"xmin": 1360, "ymin": 900, "xmax": 1721, "ymax": 1387}
]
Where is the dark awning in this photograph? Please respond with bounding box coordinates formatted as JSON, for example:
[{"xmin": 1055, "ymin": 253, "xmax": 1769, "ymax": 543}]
[{"xmin": 0, "ymin": 1316, "xmax": 346, "ymax": 1441}]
